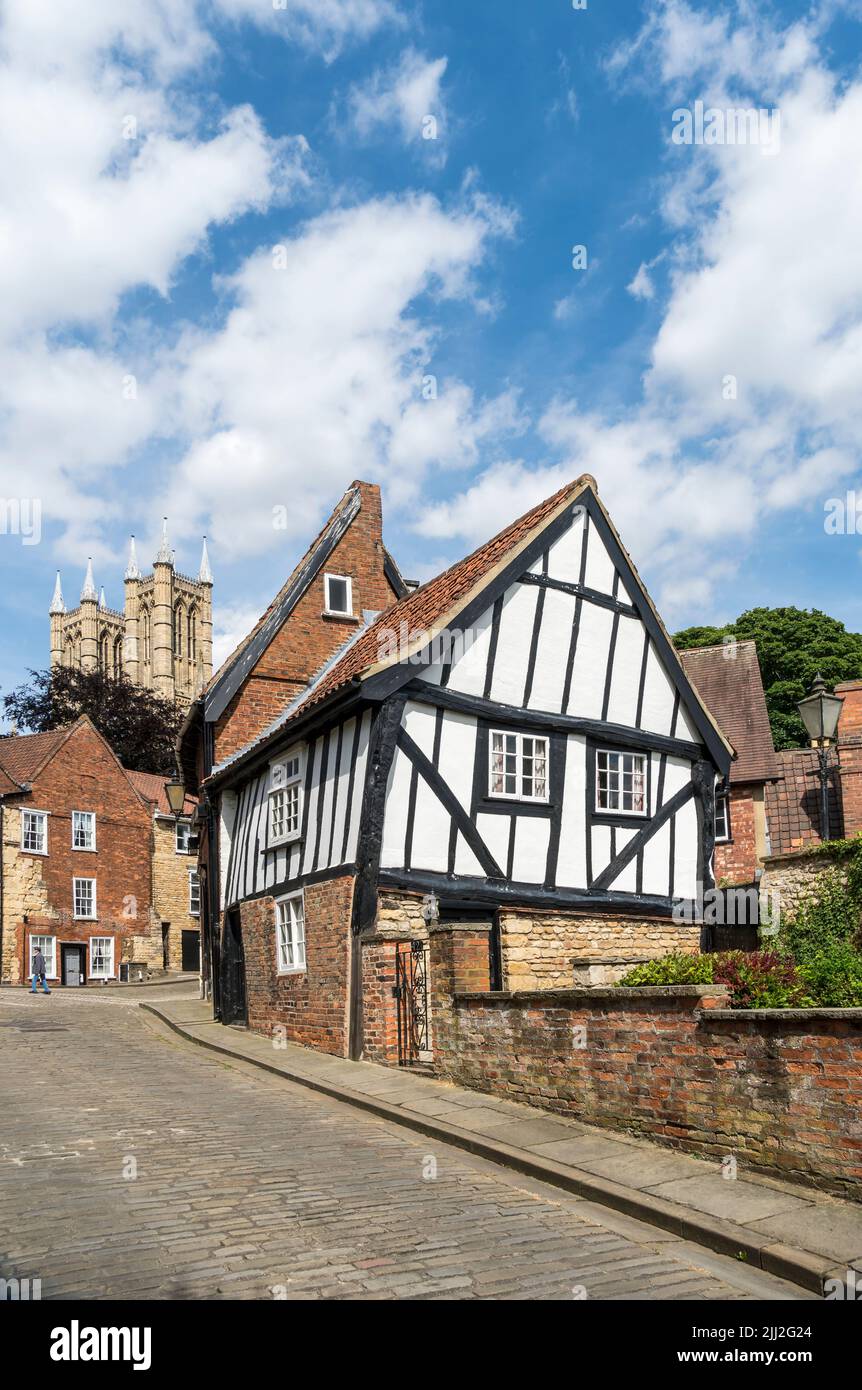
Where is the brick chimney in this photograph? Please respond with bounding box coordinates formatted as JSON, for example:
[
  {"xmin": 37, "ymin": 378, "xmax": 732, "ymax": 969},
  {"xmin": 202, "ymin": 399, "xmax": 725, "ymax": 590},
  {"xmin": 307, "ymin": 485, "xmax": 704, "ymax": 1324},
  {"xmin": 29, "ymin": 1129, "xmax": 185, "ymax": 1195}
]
[{"xmin": 836, "ymin": 681, "xmax": 862, "ymax": 836}]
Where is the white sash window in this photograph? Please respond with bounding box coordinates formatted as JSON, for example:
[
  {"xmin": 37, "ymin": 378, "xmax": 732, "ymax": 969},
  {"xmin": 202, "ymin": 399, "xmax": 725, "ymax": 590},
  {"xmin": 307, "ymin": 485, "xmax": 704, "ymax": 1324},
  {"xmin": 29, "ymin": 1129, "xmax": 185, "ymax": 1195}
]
[
  {"xmin": 276, "ymin": 892, "xmax": 306, "ymax": 974},
  {"xmin": 89, "ymin": 936, "xmax": 114, "ymax": 978},
  {"xmin": 72, "ymin": 811, "xmax": 96, "ymax": 851}
]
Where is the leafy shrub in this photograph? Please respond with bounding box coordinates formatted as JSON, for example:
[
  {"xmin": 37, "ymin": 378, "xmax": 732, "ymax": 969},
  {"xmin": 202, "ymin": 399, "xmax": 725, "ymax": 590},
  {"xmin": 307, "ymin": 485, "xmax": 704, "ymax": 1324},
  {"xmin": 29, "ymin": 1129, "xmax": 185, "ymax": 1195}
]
[
  {"xmin": 712, "ymin": 951, "xmax": 812, "ymax": 1009},
  {"xmin": 798, "ymin": 944, "xmax": 862, "ymax": 1008},
  {"xmin": 618, "ymin": 953, "xmax": 715, "ymax": 987}
]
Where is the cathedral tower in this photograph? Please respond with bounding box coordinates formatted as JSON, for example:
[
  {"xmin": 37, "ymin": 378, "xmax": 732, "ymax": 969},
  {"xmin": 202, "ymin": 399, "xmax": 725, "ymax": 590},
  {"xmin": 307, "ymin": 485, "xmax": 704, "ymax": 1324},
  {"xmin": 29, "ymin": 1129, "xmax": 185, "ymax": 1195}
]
[{"xmin": 49, "ymin": 524, "xmax": 213, "ymax": 707}]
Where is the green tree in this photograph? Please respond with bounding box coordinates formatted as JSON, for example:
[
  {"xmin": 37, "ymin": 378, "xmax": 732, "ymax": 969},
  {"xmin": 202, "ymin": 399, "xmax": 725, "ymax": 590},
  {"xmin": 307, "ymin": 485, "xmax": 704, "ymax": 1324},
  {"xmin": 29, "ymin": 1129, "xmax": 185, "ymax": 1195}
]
[
  {"xmin": 674, "ymin": 607, "xmax": 862, "ymax": 750},
  {"xmin": 2, "ymin": 667, "xmax": 184, "ymax": 773}
]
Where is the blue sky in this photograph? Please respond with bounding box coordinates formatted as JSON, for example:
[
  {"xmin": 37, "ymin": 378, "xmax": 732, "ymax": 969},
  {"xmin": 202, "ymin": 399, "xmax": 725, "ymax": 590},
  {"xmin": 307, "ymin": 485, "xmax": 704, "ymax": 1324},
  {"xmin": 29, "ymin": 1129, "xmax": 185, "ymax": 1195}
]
[{"xmin": 2, "ymin": 0, "xmax": 862, "ymax": 716}]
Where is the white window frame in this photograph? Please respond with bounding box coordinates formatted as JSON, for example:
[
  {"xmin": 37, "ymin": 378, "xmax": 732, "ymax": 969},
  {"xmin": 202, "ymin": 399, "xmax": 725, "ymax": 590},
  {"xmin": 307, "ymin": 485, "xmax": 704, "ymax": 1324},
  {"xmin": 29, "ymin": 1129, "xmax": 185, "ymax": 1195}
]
[
  {"xmin": 268, "ymin": 749, "xmax": 304, "ymax": 847},
  {"xmin": 715, "ymin": 784, "xmax": 731, "ymax": 843},
  {"xmin": 323, "ymin": 572, "xmax": 353, "ymax": 617},
  {"xmin": 73, "ymin": 876, "xmax": 97, "ymax": 920},
  {"xmin": 275, "ymin": 890, "xmax": 306, "ymax": 975},
  {"xmin": 89, "ymin": 935, "xmax": 114, "ymax": 979},
  {"xmin": 488, "ymin": 730, "xmax": 550, "ymax": 804},
  {"xmin": 175, "ymin": 820, "xmax": 192, "ymax": 854},
  {"xmin": 72, "ymin": 810, "xmax": 96, "ymax": 852},
  {"xmin": 595, "ymin": 748, "xmax": 648, "ymax": 817},
  {"xmin": 28, "ymin": 934, "xmax": 56, "ymax": 981},
  {"xmin": 21, "ymin": 809, "xmax": 48, "ymax": 855},
  {"xmin": 189, "ymin": 869, "xmax": 201, "ymax": 917}
]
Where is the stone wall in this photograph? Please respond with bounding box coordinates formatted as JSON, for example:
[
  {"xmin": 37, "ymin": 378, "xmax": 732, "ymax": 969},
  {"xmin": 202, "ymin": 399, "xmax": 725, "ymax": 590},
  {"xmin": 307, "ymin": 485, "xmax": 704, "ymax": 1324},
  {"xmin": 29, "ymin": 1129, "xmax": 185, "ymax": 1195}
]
[
  {"xmin": 428, "ymin": 927, "xmax": 862, "ymax": 1198},
  {"xmin": 151, "ymin": 816, "xmax": 200, "ymax": 971},
  {"xmin": 499, "ymin": 908, "xmax": 701, "ymax": 991},
  {"xmin": 759, "ymin": 848, "xmax": 848, "ymax": 927}
]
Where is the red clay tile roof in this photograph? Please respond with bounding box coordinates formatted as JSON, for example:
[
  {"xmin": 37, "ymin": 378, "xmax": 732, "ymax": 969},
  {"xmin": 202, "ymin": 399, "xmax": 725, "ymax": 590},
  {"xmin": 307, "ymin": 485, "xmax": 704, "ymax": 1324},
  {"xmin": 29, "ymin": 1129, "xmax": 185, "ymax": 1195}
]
[
  {"xmin": 287, "ymin": 475, "xmax": 588, "ymax": 718},
  {"xmin": 0, "ymin": 763, "xmax": 22, "ymax": 795},
  {"xmin": 679, "ymin": 642, "xmax": 778, "ymax": 785},
  {"xmin": 127, "ymin": 769, "xmax": 197, "ymax": 817},
  {"xmin": 766, "ymin": 747, "xmax": 843, "ymax": 854},
  {"xmin": 0, "ymin": 727, "xmax": 72, "ymax": 785}
]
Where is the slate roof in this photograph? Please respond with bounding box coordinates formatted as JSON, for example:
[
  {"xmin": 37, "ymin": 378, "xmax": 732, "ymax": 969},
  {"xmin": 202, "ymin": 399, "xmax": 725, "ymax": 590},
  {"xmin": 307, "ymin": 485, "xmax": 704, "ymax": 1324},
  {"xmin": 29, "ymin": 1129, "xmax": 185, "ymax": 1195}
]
[
  {"xmin": 0, "ymin": 727, "xmax": 72, "ymax": 786},
  {"xmin": 126, "ymin": 770, "xmax": 198, "ymax": 817},
  {"xmin": 679, "ymin": 642, "xmax": 778, "ymax": 785},
  {"xmin": 765, "ymin": 747, "xmax": 843, "ymax": 854}
]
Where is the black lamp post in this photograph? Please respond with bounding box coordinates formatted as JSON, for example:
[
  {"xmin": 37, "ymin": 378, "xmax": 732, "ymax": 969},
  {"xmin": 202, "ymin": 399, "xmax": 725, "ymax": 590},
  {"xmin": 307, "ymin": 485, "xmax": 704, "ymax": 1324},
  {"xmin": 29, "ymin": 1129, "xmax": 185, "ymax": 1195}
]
[{"xmin": 796, "ymin": 674, "xmax": 843, "ymax": 842}]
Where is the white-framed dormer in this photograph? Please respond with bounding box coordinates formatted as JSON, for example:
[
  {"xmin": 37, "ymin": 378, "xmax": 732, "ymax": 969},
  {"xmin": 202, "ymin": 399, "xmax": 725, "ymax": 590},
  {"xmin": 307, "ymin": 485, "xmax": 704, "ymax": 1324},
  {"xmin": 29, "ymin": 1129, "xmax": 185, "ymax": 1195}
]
[
  {"xmin": 72, "ymin": 810, "xmax": 96, "ymax": 852},
  {"xmin": 488, "ymin": 730, "xmax": 550, "ymax": 804},
  {"xmin": 21, "ymin": 808, "xmax": 49, "ymax": 855},
  {"xmin": 323, "ymin": 572, "xmax": 353, "ymax": 618},
  {"xmin": 275, "ymin": 888, "xmax": 306, "ymax": 975},
  {"xmin": 267, "ymin": 746, "xmax": 305, "ymax": 848}
]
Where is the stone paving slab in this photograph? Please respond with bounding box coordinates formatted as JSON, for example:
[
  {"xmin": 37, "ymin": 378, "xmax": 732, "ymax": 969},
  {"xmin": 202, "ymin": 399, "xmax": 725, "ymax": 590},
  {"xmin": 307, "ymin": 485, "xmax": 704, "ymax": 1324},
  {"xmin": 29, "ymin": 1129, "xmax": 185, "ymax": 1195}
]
[{"xmin": 142, "ymin": 996, "xmax": 862, "ymax": 1295}]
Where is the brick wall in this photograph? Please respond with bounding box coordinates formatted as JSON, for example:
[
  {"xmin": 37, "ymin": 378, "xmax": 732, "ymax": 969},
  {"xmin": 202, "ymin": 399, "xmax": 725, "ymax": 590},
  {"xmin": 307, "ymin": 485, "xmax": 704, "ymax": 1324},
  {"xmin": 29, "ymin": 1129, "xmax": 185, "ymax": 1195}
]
[
  {"xmin": 428, "ymin": 940, "xmax": 862, "ymax": 1196},
  {"xmin": 238, "ymin": 874, "xmax": 354, "ymax": 1056},
  {"xmin": 214, "ymin": 483, "xmax": 399, "ymax": 763},
  {"xmin": 360, "ymin": 935, "xmax": 402, "ymax": 1065},
  {"xmin": 837, "ymin": 683, "xmax": 862, "ymax": 837},
  {"xmin": 714, "ymin": 785, "xmax": 759, "ymax": 884}
]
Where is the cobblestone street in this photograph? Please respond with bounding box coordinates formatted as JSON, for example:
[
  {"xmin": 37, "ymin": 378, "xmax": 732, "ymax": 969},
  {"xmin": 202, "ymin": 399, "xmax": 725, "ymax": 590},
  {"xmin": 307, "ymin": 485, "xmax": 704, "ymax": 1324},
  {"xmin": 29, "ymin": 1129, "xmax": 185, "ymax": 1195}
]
[{"xmin": 0, "ymin": 989, "xmax": 807, "ymax": 1301}]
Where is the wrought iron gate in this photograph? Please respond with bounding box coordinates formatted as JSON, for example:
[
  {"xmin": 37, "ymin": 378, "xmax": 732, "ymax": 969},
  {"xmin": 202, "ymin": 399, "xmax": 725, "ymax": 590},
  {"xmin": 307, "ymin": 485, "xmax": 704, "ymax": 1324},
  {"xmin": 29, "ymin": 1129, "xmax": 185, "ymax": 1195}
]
[{"xmin": 395, "ymin": 940, "xmax": 430, "ymax": 1067}]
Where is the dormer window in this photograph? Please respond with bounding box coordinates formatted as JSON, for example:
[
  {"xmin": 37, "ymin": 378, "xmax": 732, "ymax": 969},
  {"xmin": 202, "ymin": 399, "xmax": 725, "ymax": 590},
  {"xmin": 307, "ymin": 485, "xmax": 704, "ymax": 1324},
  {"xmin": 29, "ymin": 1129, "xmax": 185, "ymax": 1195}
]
[
  {"xmin": 324, "ymin": 573, "xmax": 353, "ymax": 617},
  {"xmin": 269, "ymin": 750, "xmax": 304, "ymax": 846}
]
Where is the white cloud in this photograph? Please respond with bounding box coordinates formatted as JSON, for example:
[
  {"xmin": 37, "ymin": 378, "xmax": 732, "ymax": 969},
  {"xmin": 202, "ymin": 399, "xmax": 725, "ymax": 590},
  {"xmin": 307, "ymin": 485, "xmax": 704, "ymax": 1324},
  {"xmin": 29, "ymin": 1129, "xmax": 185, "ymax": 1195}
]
[
  {"xmin": 345, "ymin": 49, "xmax": 448, "ymax": 150},
  {"xmin": 0, "ymin": 0, "xmax": 310, "ymax": 565},
  {"xmin": 509, "ymin": 0, "xmax": 862, "ymax": 618},
  {"xmin": 215, "ymin": 0, "xmax": 402, "ymax": 60},
  {"xmin": 627, "ymin": 263, "xmax": 656, "ymax": 301},
  {"xmin": 158, "ymin": 191, "xmax": 517, "ymax": 558}
]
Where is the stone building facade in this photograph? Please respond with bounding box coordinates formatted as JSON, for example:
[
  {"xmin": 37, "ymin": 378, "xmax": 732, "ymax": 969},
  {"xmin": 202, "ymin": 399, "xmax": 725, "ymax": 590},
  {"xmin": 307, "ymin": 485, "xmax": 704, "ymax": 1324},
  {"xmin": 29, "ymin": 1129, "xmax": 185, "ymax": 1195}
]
[
  {"xmin": 127, "ymin": 771, "xmax": 201, "ymax": 973},
  {"xmin": 49, "ymin": 522, "xmax": 213, "ymax": 707}
]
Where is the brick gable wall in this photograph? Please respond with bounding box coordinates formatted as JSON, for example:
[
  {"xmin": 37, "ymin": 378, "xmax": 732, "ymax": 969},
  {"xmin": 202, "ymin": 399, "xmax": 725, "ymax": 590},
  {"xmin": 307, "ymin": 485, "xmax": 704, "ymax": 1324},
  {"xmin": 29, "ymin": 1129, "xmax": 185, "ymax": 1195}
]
[{"xmin": 214, "ymin": 483, "xmax": 399, "ymax": 763}]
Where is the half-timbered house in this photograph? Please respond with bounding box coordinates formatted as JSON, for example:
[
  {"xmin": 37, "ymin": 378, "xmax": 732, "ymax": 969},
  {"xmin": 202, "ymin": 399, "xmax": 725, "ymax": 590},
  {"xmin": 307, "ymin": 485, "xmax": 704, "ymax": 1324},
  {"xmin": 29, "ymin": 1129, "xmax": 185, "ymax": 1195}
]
[{"xmin": 180, "ymin": 474, "xmax": 733, "ymax": 1062}]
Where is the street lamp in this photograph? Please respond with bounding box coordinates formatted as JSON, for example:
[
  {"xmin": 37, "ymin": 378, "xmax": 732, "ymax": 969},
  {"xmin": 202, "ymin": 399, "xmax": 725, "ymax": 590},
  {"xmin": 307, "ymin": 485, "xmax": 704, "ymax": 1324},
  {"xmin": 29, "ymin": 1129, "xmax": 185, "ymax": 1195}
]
[
  {"xmin": 797, "ymin": 674, "xmax": 843, "ymax": 841},
  {"xmin": 164, "ymin": 770, "xmax": 186, "ymax": 819}
]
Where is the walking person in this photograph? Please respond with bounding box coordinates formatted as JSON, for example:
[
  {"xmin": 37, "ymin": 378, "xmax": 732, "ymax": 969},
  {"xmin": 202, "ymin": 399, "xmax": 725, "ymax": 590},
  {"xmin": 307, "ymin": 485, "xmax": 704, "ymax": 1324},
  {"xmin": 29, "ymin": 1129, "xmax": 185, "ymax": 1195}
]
[{"xmin": 30, "ymin": 948, "xmax": 51, "ymax": 994}]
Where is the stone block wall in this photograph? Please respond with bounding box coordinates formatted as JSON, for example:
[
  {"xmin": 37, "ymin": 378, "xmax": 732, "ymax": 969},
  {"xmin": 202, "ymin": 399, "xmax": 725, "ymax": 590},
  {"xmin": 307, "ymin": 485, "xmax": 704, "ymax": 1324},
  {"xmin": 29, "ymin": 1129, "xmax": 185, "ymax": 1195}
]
[
  {"xmin": 759, "ymin": 848, "xmax": 849, "ymax": 927},
  {"xmin": 499, "ymin": 908, "xmax": 701, "ymax": 991}
]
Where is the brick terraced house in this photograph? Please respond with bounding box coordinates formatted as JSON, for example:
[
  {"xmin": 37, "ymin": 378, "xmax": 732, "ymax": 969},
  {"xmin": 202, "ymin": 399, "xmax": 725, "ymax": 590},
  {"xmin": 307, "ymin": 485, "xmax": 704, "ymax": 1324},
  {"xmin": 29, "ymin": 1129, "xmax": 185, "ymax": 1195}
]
[
  {"xmin": 179, "ymin": 476, "xmax": 735, "ymax": 1063},
  {"xmin": 0, "ymin": 717, "xmax": 193, "ymax": 986}
]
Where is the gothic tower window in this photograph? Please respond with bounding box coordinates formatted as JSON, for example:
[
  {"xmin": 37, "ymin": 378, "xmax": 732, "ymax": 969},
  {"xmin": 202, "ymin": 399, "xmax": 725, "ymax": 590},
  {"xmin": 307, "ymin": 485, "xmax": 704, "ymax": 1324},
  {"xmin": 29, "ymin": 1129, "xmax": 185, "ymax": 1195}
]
[
  {"xmin": 113, "ymin": 634, "xmax": 123, "ymax": 679},
  {"xmin": 174, "ymin": 601, "xmax": 185, "ymax": 659},
  {"xmin": 140, "ymin": 605, "xmax": 151, "ymax": 668},
  {"xmin": 188, "ymin": 606, "xmax": 198, "ymax": 665},
  {"xmin": 99, "ymin": 630, "xmax": 110, "ymax": 674}
]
